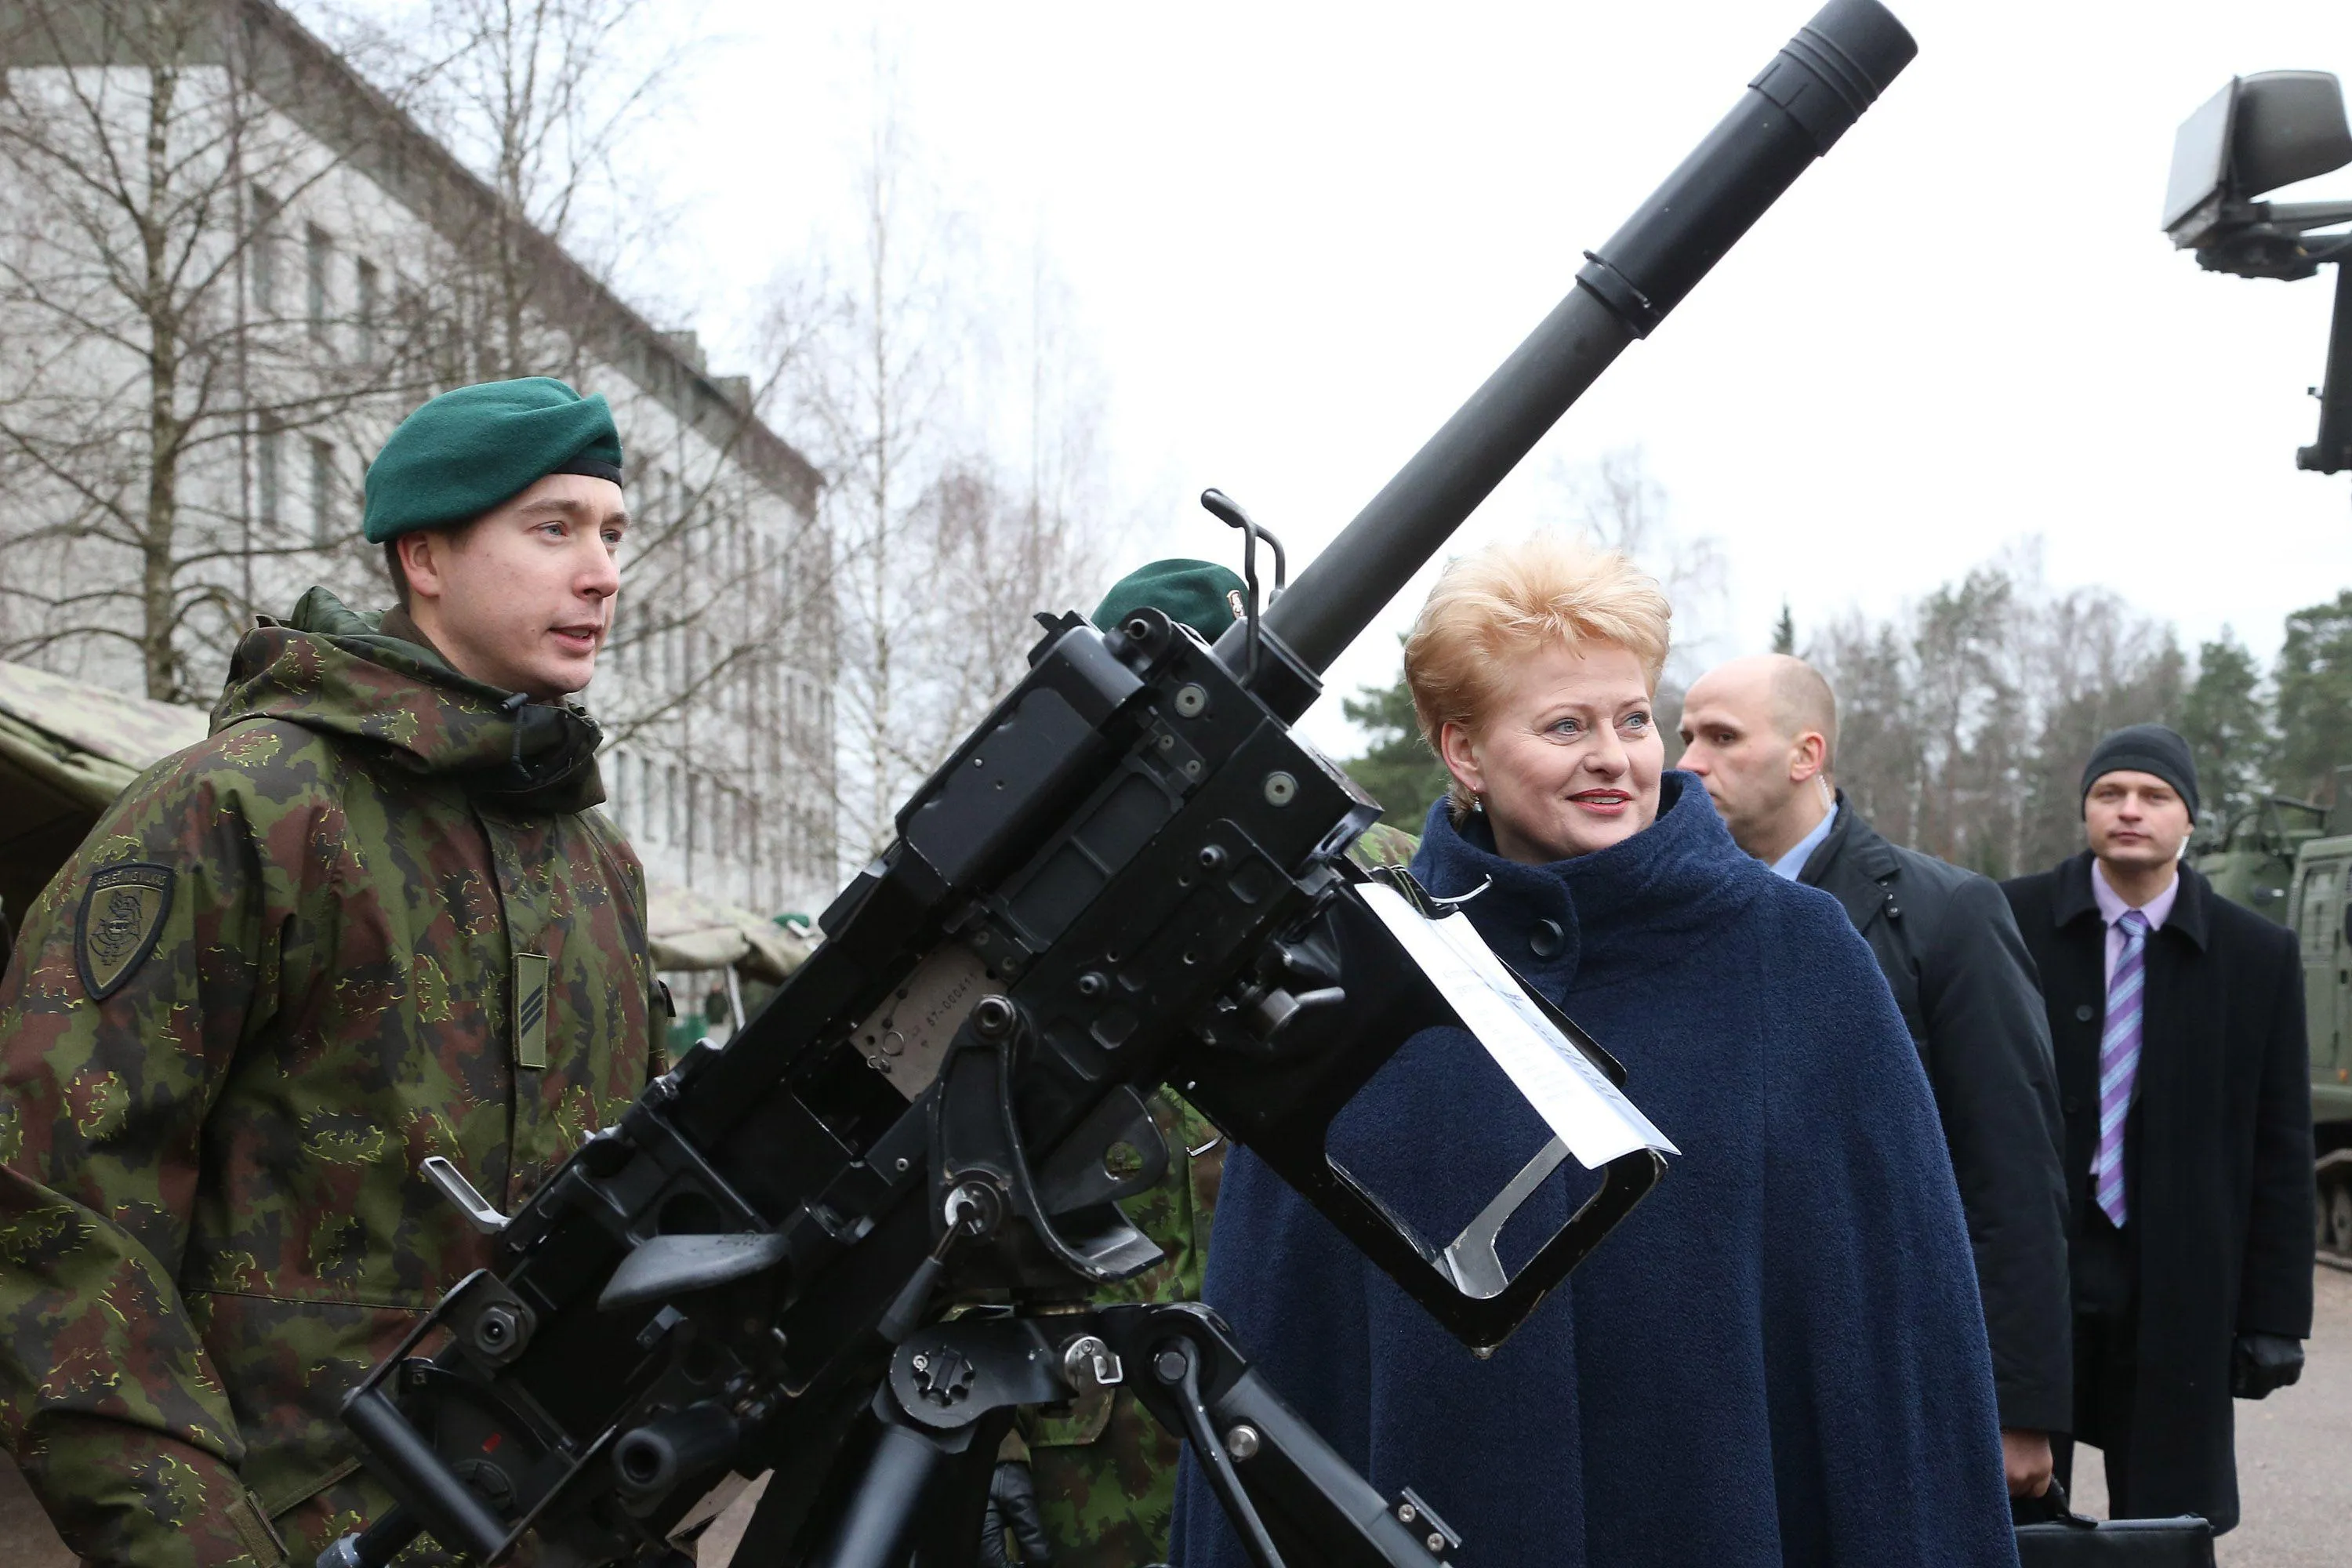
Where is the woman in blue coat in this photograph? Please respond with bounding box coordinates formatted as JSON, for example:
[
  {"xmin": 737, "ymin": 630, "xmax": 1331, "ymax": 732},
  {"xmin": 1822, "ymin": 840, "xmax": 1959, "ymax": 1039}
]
[{"xmin": 1174, "ymin": 535, "xmax": 2018, "ymax": 1566}]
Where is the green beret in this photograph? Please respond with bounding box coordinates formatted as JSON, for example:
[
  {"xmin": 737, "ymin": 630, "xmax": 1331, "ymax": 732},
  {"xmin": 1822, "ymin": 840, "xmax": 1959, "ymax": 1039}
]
[
  {"xmin": 363, "ymin": 376, "xmax": 624, "ymax": 543},
  {"xmin": 1093, "ymin": 558, "xmax": 1247, "ymax": 643}
]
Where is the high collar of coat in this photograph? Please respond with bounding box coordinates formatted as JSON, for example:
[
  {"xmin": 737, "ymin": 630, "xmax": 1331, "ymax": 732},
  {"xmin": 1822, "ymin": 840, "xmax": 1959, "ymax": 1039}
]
[
  {"xmin": 2048, "ymin": 847, "xmax": 2210, "ymax": 950},
  {"xmin": 1805, "ymin": 789, "xmax": 1898, "ymax": 881},
  {"xmin": 1413, "ymin": 770, "xmax": 1772, "ymax": 989},
  {"xmin": 1798, "ymin": 790, "xmax": 1903, "ymax": 928}
]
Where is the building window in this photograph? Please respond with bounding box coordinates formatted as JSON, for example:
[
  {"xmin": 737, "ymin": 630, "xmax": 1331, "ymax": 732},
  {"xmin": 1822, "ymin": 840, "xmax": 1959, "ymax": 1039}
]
[
  {"xmin": 308, "ymin": 437, "xmax": 335, "ymax": 543},
  {"xmin": 249, "ymin": 187, "xmax": 278, "ymax": 310},
  {"xmin": 305, "ymin": 224, "xmax": 332, "ymax": 342},
  {"xmin": 256, "ymin": 420, "xmax": 283, "ymax": 531},
  {"xmin": 354, "ymin": 258, "xmax": 379, "ymax": 363},
  {"xmin": 666, "ymin": 764, "xmax": 681, "ymax": 847},
  {"xmin": 396, "ymin": 281, "xmax": 426, "ymax": 366},
  {"xmin": 438, "ymin": 314, "xmax": 466, "ymax": 389}
]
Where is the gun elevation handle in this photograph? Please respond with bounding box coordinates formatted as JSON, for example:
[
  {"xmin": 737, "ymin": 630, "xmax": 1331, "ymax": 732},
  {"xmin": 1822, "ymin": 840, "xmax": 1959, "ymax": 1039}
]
[{"xmin": 1248, "ymin": 0, "xmax": 1916, "ymax": 686}]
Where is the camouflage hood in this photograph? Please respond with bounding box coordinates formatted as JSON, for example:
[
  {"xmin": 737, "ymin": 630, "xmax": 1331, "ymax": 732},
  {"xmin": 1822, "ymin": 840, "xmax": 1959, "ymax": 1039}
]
[{"xmin": 212, "ymin": 586, "xmax": 606, "ymax": 812}]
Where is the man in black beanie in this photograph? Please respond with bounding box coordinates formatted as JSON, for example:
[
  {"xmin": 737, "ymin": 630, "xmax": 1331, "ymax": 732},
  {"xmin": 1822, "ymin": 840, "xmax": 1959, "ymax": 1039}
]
[
  {"xmin": 2078, "ymin": 723, "xmax": 2201, "ymax": 824},
  {"xmin": 2002, "ymin": 724, "xmax": 2313, "ymax": 1533}
]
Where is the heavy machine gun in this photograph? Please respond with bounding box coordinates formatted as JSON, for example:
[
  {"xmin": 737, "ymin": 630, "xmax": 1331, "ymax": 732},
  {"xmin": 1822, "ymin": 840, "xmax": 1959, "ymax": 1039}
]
[{"xmin": 325, "ymin": 5, "xmax": 1915, "ymax": 1564}]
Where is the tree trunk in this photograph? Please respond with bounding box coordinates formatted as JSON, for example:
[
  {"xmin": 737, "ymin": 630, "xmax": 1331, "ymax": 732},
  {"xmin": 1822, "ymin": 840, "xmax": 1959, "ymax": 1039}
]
[{"xmin": 140, "ymin": 56, "xmax": 183, "ymax": 702}]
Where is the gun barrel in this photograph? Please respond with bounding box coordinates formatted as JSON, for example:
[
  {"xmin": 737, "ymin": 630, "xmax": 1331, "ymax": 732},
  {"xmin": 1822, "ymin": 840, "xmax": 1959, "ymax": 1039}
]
[{"xmin": 1255, "ymin": 0, "xmax": 1916, "ymax": 681}]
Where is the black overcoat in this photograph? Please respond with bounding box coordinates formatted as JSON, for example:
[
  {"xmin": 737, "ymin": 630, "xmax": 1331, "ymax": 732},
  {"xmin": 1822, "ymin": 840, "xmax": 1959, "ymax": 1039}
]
[
  {"xmin": 1799, "ymin": 800, "xmax": 2074, "ymax": 1434},
  {"xmin": 2000, "ymin": 852, "xmax": 2314, "ymax": 1530}
]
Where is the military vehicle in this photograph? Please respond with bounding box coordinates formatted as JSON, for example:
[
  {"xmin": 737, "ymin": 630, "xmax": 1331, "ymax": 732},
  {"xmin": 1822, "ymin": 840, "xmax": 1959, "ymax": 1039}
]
[
  {"xmin": 2193, "ymin": 795, "xmax": 2352, "ymax": 1263},
  {"xmin": 2168, "ymin": 68, "xmax": 2352, "ymax": 1263}
]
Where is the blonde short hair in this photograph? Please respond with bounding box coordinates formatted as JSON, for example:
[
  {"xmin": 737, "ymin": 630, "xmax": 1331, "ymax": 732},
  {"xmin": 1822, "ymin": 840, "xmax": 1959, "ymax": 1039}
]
[{"xmin": 1403, "ymin": 534, "xmax": 1671, "ymax": 818}]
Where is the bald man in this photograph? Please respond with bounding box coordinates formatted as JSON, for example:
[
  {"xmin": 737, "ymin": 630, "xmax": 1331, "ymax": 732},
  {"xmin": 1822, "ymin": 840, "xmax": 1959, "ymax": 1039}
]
[{"xmin": 1682, "ymin": 655, "xmax": 2073, "ymax": 1501}]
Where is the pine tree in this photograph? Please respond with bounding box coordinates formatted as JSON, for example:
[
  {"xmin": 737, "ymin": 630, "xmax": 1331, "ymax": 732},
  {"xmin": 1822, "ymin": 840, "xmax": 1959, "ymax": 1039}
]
[
  {"xmin": 2272, "ymin": 590, "xmax": 2352, "ymax": 804},
  {"xmin": 2178, "ymin": 630, "xmax": 2272, "ymax": 826},
  {"xmin": 1771, "ymin": 601, "xmax": 1796, "ymax": 656},
  {"xmin": 1341, "ymin": 665, "xmax": 1453, "ymax": 829}
]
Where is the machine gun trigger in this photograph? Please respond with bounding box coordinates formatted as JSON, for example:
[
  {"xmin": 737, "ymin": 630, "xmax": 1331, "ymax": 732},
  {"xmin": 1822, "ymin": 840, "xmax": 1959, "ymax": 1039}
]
[{"xmin": 420, "ymin": 1156, "xmax": 508, "ymax": 1236}]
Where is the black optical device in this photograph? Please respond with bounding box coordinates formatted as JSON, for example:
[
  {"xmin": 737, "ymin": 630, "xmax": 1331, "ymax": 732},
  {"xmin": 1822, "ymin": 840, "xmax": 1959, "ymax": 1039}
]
[
  {"xmin": 321, "ymin": 6, "xmax": 1914, "ymax": 1565},
  {"xmin": 2164, "ymin": 71, "xmax": 2352, "ymax": 475}
]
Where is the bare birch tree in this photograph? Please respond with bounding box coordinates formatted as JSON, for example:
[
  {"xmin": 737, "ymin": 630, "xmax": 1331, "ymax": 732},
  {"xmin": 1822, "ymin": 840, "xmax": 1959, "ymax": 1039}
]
[
  {"xmin": 778, "ymin": 74, "xmax": 953, "ymax": 856},
  {"xmin": 775, "ymin": 59, "xmax": 1111, "ymax": 860},
  {"xmin": 0, "ymin": 0, "xmax": 434, "ymax": 699},
  {"xmin": 1550, "ymin": 445, "xmax": 1727, "ymax": 747},
  {"xmin": 1555, "ymin": 448, "xmax": 1727, "ymax": 664},
  {"xmin": 308, "ymin": 0, "xmax": 692, "ymax": 377},
  {"xmin": 1809, "ymin": 543, "xmax": 2181, "ymax": 878}
]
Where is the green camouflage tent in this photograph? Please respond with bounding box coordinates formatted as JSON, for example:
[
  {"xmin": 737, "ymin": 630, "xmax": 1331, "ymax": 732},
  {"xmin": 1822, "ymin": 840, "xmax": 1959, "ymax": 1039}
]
[
  {"xmin": 649, "ymin": 881, "xmax": 816, "ymax": 1048},
  {"xmin": 0, "ymin": 660, "xmax": 209, "ymax": 938},
  {"xmin": 648, "ymin": 880, "xmax": 812, "ymax": 981}
]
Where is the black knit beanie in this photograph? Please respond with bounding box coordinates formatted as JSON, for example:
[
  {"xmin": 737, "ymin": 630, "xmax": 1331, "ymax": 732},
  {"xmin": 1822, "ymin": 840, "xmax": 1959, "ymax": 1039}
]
[{"xmin": 2080, "ymin": 723, "xmax": 2199, "ymax": 822}]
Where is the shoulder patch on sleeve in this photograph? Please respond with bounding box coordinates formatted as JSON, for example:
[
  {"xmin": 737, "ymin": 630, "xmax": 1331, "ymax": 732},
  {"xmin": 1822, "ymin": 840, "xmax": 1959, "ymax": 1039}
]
[{"xmin": 75, "ymin": 862, "xmax": 174, "ymax": 1001}]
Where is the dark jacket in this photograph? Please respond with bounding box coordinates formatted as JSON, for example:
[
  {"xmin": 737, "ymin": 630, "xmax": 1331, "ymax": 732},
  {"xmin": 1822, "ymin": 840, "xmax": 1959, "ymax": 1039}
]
[
  {"xmin": 2001, "ymin": 853, "xmax": 2314, "ymax": 1531},
  {"xmin": 1798, "ymin": 798, "xmax": 2074, "ymax": 1434},
  {"xmin": 1173, "ymin": 775, "xmax": 2017, "ymax": 1568}
]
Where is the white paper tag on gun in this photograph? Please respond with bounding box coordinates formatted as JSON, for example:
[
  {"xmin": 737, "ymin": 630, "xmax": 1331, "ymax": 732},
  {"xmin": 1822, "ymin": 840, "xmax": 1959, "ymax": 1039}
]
[{"xmin": 1357, "ymin": 883, "xmax": 1679, "ymax": 1167}]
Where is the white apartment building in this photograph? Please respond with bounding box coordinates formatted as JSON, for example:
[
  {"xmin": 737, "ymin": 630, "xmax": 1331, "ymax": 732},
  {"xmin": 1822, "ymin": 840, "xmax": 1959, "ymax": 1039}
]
[{"xmin": 0, "ymin": 0, "xmax": 837, "ymax": 920}]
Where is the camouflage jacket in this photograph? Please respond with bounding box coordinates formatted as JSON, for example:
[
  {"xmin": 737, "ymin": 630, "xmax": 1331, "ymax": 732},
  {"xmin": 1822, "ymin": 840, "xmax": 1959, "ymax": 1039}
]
[
  {"xmin": 0, "ymin": 590, "xmax": 659, "ymax": 1568},
  {"xmin": 1026, "ymin": 820, "xmax": 1420, "ymax": 1566}
]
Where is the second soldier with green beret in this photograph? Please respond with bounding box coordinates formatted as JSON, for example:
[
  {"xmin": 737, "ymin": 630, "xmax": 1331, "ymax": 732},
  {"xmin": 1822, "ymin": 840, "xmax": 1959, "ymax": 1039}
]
[{"xmin": 0, "ymin": 377, "xmax": 663, "ymax": 1567}]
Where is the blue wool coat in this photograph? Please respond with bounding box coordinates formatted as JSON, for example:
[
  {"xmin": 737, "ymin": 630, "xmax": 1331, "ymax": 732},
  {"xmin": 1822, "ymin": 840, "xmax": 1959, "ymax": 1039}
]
[{"xmin": 1173, "ymin": 774, "xmax": 2018, "ymax": 1566}]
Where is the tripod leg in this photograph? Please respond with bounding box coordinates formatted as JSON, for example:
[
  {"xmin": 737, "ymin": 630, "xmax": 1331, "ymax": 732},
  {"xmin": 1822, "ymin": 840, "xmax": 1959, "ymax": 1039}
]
[
  {"xmin": 1160, "ymin": 1342, "xmax": 1285, "ymax": 1568},
  {"xmin": 909, "ymin": 1410, "xmax": 1011, "ymax": 1568},
  {"xmin": 810, "ymin": 1417, "xmax": 952, "ymax": 1568}
]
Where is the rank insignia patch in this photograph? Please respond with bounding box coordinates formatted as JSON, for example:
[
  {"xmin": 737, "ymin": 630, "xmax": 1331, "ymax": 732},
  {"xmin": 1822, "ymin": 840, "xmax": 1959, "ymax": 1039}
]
[
  {"xmin": 75, "ymin": 862, "xmax": 173, "ymax": 1001},
  {"xmin": 514, "ymin": 951, "xmax": 550, "ymax": 1070}
]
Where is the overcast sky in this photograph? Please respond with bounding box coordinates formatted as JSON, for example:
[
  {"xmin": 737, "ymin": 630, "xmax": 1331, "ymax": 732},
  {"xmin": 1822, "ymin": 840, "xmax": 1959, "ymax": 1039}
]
[{"xmin": 644, "ymin": 0, "xmax": 2352, "ymax": 754}]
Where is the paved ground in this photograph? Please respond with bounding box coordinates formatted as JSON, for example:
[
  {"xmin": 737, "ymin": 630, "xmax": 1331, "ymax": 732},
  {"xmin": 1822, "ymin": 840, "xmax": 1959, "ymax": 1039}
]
[
  {"xmin": 0, "ymin": 1450, "xmax": 71, "ymax": 1568},
  {"xmin": 2066, "ymin": 1262, "xmax": 2352, "ymax": 1568},
  {"xmin": 9, "ymin": 1269, "xmax": 2348, "ymax": 1565}
]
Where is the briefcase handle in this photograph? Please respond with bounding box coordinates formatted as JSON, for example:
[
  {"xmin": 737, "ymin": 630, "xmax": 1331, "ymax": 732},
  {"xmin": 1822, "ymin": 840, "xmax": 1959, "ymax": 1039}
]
[{"xmin": 2013, "ymin": 1477, "xmax": 2097, "ymax": 1530}]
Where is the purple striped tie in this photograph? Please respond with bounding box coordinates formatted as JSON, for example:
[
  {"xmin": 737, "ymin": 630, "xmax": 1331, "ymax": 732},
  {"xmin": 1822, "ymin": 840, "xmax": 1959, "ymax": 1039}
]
[{"xmin": 2093, "ymin": 909, "xmax": 2151, "ymax": 1227}]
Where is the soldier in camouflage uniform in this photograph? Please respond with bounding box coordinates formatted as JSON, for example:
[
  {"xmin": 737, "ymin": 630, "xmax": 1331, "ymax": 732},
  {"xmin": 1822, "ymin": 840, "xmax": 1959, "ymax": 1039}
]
[
  {"xmin": 0, "ymin": 378, "xmax": 661, "ymax": 1568},
  {"xmin": 990, "ymin": 564, "xmax": 1418, "ymax": 1568}
]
